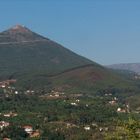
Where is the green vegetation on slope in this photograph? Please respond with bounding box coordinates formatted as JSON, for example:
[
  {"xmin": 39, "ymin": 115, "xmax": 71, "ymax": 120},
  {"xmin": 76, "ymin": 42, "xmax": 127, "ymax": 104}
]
[{"xmin": 0, "ymin": 25, "xmax": 138, "ymax": 97}]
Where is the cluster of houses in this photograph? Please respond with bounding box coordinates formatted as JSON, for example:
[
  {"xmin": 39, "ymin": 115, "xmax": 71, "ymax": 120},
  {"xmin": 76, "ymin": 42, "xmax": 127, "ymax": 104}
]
[
  {"xmin": 117, "ymin": 104, "xmax": 130, "ymax": 113},
  {"xmin": 107, "ymin": 93, "xmax": 130, "ymax": 113},
  {"xmin": 0, "ymin": 111, "xmax": 40, "ymax": 139},
  {"xmin": 40, "ymin": 90, "xmax": 66, "ymax": 99},
  {"xmin": 2, "ymin": 111, "xmax": 18, "ymax": 118},
  {"xmin": 70, "ymin": 99, "xmax": 89, "ymax": 108},
  {"xmin": 0, "ymin": 80, "xmax": 16, "ymax": 88},
  {"xmin": 0, "ymin": 121, "xmax": 10, "ymax": 130},
  {"xmin": 0, "ymin": 79, "xmax": 38, "ymax": 97},
  {"xmin": 0, "ymin": 79, "xmax": 19, "ymax": 97},
  {"xmin": 70, "ymin": 99, "xmax": 80, "ymax": 106},
  {"xmin": 0, "ymin": 112, "xmax": 18, "ymax": 131},
  {"xmin": 22, "ymin": 125, "xmax": 40, "ymax": 138},
  {"xmin": 49, "ymin": 90, "xmax": 65, "ymax": 96},
  {"xmin": 83, "ymin": 123, "xmax": 109, "ymax": 133},
  {"xmin": 25, "ymin": 90, "xmax": 35, "ymax": 95},
  {"xmin": 108, "ymin": 97, "xmax": 118, "ymax": 106},
  {"xmin": 0, "ymin": 123, "xmax": 40, "ymax": 139}
]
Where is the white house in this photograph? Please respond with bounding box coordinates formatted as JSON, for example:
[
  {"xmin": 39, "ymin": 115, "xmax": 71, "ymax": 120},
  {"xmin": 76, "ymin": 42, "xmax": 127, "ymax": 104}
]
[
  {"xmin": 0, "ymin": 121, "xmax": 10, "ymax": 129},
  {"xmin": 3, "ymin": 113, "xmax": 11, "ymax": 117},
  {"xmin": 117, "ymin": 107, "xmax": 126, "ymax": 113},
  {"xmin": 76, "ymin": 99, "xmax": 80, "ymax": 102},
  {"xmin": 71, "ymin": 102, "xmax": 77, "ymax": 106},
  {"xmin": 23, "ymin": 125, "xmax": 33, "ymax": 134},
  {"xmin": 15, "ymin": 91, "xmax": 18, "ymax": 94},
  {"xmin": 84, "ymin": 126, "xmax": 90, "ymax": 131}
]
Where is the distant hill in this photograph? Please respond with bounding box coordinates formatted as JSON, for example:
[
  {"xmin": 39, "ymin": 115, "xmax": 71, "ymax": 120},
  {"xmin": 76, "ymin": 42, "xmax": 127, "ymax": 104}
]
[
  {"xmin": 107, "ymin": 63, "xmax": 140, "ymax": 74},
  {"xmin": 0, "ymin": 25, "xmax": 135, "ymax": 93}
]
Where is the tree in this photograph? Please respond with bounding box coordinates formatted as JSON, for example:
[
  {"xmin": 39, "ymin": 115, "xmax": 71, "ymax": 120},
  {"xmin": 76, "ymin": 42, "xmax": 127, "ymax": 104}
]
[
  {"xmin": 105, "ymin": 117, "xmax": 140, "ymax": 140},
  {"xmin": 1, "ymin": 125, "xmax": 29, "ymax": 140}
]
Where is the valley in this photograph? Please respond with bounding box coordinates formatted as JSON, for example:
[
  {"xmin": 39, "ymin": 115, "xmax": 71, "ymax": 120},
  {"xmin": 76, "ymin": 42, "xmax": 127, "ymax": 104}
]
[{"xmin": 0, "ymin": 79, "xmax": 140, "ymax": 140}]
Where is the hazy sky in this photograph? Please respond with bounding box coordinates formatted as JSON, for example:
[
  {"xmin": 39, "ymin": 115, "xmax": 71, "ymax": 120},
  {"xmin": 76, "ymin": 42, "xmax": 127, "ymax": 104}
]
[{"xmin": 0, "ymin": 0, "xmax": 140, "ymax": 65}]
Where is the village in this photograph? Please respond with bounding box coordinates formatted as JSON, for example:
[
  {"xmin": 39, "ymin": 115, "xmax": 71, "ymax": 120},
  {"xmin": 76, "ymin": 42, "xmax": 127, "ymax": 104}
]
[
  {"xmin": 0, "ymin": 79, "xmax": 130, "ymax": 114},
  {"xmin": 0, "ymin": 79, "xmax": 136, "ymax": 140}
]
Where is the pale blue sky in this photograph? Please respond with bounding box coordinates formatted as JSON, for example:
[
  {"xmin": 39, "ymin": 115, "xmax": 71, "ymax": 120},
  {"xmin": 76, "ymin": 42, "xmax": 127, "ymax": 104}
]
[{"xmin": 0, "ymin": 0, "xmax": 140, "ymax": 65}]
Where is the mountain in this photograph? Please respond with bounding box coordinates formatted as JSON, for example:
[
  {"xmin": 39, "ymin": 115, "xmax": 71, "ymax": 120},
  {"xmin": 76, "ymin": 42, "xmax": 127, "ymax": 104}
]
[
  {"xmin": 0, "ymin": 25, "xmax": 135, "ymax": 93},
  {"xmin": 107, "ymin": 63, "xmax": 140, "ymax": 74},
  {"xmin": 0, "ymin": 25, "xmax": 94, "ymax": 77}
]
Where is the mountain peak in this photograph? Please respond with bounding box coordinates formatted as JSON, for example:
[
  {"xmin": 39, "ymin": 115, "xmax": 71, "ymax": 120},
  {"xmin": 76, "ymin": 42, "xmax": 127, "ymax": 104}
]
[
  {"xmin": 0, "ymin": 25, "xmax": 47, "ymax": 43},
  {"xmin": 9, "ymin": 24, "xmax": 30, "ymax": 33},
  {"xmin": 12, "ymin": 24, "xmax": 25, "ymax": 29}
]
